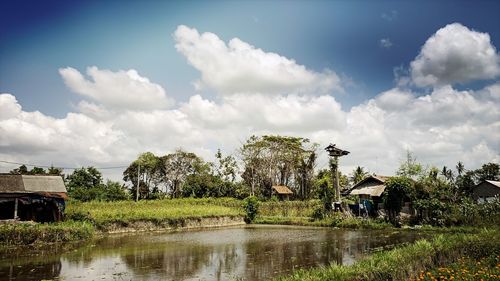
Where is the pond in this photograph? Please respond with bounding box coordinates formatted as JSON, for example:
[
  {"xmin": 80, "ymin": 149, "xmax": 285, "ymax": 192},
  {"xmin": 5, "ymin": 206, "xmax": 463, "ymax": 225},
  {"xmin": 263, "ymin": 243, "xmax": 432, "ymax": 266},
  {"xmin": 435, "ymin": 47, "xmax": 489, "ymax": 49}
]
[{"xmin": 0, "ymin": 225, "xmax": 427, "ymax": 281}]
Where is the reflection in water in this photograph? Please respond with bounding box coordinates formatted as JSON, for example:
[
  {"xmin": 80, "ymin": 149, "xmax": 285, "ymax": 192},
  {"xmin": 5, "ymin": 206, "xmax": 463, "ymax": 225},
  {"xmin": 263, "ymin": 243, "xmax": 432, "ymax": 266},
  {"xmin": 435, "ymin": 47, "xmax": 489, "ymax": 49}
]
[
  {"xmin": 0, "ymin": 260, "xmax": 61, "ymax": 281},
  {"xmin": 0, "ymin": 226, "xmax": 426, "ymax": 281}
]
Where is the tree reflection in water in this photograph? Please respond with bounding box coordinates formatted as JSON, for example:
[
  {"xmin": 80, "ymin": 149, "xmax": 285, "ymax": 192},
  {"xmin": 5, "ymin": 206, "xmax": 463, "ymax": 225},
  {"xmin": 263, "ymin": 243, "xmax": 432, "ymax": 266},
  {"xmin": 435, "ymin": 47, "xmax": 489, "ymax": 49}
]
[{"xmin": 0, "ymin": 226, "xmax": 427, "ymax": 281}]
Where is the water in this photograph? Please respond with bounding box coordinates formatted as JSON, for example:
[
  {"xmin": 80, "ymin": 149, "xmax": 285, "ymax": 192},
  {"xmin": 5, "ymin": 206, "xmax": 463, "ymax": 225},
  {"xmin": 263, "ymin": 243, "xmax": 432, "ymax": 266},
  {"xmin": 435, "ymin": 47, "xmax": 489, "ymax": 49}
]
[{"xmin": 1, "ymin": 225, "xmax": 426, "ymax": 281}]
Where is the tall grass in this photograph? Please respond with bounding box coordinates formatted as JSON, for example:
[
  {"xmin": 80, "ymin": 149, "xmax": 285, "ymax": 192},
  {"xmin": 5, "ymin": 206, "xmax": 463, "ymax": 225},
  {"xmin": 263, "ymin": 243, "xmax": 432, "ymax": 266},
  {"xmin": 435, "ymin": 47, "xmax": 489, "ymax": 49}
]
[
  {"xmin": 259, "ymin": 200, "xmax": 321, "ymax": 217},
  {"xmin": 274, "ymin": 229, "xmax": 500, "ymax": 281},
  {"xmin": 66, "ymin": 197, "xmax": 243, "ymax": 228},
  {"xmin": 0, "ymin": 221, "xmax": 94, "ymax": 246}
]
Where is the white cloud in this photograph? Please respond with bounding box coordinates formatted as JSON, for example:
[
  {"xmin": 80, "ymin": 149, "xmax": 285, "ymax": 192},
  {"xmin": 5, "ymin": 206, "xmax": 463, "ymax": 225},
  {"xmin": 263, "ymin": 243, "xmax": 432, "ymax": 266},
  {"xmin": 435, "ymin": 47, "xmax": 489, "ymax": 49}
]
[
  {"xmin": 59, "ymin": 66, "xmax": 175, "ymax": 110},
  {"xmin": 173, "ymin": 25, "xmax": 342, "ymax": 95},
  {"xmin": 410, "ymin": 23, "xmax": 500, "ymax": 87},
  {"xmin": 379, "ymin": 38, "xmax": 393, "ymax": 49},
  {"xmin": 1, "ymin": 24, "xmax": 499, "ymax": 181}
]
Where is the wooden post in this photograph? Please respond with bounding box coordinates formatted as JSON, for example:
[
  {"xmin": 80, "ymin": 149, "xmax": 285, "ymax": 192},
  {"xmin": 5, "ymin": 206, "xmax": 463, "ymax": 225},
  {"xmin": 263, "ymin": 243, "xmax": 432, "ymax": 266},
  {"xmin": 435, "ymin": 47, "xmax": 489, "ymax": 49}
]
[
  {"xmin": 136, "ymin": 164, "xmax": 140, "ymax": 202},
  {"xmin": 14, "ymin": 198, "xmax": 18, "ymax": 220}
]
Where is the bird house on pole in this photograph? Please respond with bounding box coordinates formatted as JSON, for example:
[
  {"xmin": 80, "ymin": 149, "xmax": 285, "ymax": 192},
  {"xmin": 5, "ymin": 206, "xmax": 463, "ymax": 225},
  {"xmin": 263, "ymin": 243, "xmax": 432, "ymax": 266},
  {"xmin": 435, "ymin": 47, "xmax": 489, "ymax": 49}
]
[{"xmin": 325, "ymin": 144, "xmax": 350, "ymax": 210}]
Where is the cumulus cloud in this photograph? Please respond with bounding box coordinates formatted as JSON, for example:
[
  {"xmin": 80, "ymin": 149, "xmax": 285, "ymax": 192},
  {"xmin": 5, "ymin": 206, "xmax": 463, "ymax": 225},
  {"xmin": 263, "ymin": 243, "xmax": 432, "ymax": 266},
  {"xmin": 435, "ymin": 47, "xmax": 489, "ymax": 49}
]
[
  {"xmin": 173, "ymin": 25, "xmax": 342, "ymax": 95},
  {"xmin": 1, "ymin": 24, "xmax": 499, "ymax": 180},
  {"xmin": 59, "ymin": 66, "xmax": 175, "ymax": 110},
  {"xmin": 410, "ymin": 23, "xmax": 500, "ymax": 87}
]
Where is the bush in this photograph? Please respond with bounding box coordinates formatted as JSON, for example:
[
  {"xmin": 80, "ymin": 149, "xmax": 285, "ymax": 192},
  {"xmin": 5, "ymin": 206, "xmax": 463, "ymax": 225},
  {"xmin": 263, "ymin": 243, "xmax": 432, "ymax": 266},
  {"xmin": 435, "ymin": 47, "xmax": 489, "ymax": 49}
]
[{"xmin": 243, "ymin": 196, "xmax": 260, "ymax": 223}]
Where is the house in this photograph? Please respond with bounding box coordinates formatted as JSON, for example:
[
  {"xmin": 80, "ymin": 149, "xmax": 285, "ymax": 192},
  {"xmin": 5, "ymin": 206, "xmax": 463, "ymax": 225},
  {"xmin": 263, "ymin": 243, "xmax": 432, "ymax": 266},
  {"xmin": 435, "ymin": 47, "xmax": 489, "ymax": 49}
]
[
  {"xmin": 347, "ymin": 175, "xmax": 412, "ymax": 216},
  {"xmin": 0, "ymin": 174, "xmax": 68, "ymax": 222},
  {"xmin": 472, "ymin": 180, "xmax": 500, "ymax": 203},
  {"xmin": 271, "ymin": 185, "xmax": 293, "ymax": 200}
]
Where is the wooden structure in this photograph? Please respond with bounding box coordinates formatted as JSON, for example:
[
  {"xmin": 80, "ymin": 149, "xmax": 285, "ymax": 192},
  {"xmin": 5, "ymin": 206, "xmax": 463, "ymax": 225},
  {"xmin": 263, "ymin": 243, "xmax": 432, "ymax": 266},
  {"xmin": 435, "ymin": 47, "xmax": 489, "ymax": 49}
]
[
  {"xmin": 271, "ymin": 185, "xmax": 293, "ymax": 200},
  {"xmin": 325, "ymin": 144, "xmax": 349, "ymax": 209},
  {"xmin": 472, "ymin": 180, "xmax": 500, "ymax": 203},
  {"xmin": 0, "ymin": 174, "xmax": 68, "ymax": 222}
]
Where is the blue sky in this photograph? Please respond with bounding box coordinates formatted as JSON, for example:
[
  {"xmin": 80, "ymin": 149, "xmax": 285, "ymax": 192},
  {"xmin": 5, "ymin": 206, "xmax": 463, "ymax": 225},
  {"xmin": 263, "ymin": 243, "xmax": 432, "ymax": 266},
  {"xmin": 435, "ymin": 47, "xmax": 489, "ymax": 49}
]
[
  {"xmin": 2, "ymin": 0, "xmax": 499, "ymax": 115},
  {"xmin": 0, "ymin": 0, "xmax": 499, "ymax": 178}
]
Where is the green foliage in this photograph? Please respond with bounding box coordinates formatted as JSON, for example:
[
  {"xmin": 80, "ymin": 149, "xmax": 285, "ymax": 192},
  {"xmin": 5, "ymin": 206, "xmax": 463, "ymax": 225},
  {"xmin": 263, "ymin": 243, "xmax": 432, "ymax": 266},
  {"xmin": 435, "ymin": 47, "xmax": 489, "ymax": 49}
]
[
  {"xmin": 351, "ymin": 166, "xmax": 369, "ymax": 185},
  {"xmin": 67, "ymin": 166, "xmax": 128, "ymax": 202},
  {"xmin": 240, "ymin": 135, "xmax": 317, "ymax": 199},
  {"xmin": 243, "ymin": 196, "xmax": 260, "ymax": 223},
  {"xmin": 65, "ymin": 198, "xmax": 243, "ymax": 229},
  {"xmin": 274, "ymin": 229, "xmax": 500, "ymax": 281},
  {"xmin": 397, "ymin": 150, "xmax": 425, "ymax": 179},
  {"xmin": 0, "ymin": 221, "xmax": 94, "ymax": 246},
  {"xmin": 383, "ymin": 176, "xmax": 413, "ymax": 225}
]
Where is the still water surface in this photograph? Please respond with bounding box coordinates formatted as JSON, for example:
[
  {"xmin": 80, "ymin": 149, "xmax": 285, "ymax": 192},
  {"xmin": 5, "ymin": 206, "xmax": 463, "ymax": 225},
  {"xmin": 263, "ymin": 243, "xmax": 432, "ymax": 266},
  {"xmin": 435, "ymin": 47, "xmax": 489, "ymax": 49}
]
[{"xmin": 1, "ymin": 225, "xmax": 426, "ymax": 281}]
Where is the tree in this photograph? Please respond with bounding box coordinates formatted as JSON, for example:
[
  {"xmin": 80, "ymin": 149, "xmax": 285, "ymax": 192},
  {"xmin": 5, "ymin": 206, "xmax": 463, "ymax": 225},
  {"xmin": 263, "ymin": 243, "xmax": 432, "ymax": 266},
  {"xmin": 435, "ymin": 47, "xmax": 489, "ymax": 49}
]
[
  {"xmin": 240, "ymin": 135, "xmax": 317, "ymax": 199},
  {"xmin": 383, "ymin": 176, "xmax": 413, "ymax": 225},
  {"xmin": 474, "ymin": 163, "xmax": 500, "ymax": 182},
  {"xmin": 67, "ymin": 167, "xmax": 128, "ymax": 201},
  {"xmin": 10, "ymin": 165, "xmax": 29, "ymax": 174},
  {"xmin": 213, "ymin": 149, "xmax": 239, "ymax": 183},
  {"xmin": 159, "ymin": 149, "xmax": 204, "ymax": 198},
  {"xmin": 123, "ymin": 152, "xmax": 162, "ymax": 200},
  {"xmin": 67, "ymin": 167, "xmax": 102, "ymax": 191},
  {"xmin": 396, "ymin": 150, "xmax": 424, "ymax": 179},
  {"xmin": 351, "ymin": 166, "xmax": 369, "ymax": 185}
]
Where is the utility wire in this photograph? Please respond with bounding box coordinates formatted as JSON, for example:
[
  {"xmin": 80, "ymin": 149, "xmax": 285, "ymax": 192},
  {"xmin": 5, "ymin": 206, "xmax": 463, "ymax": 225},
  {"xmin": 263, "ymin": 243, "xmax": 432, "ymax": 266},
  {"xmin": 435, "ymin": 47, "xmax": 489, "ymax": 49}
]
[{"xmin": 0, "ymin": 160, "xmax": 128, "ymax": 170}]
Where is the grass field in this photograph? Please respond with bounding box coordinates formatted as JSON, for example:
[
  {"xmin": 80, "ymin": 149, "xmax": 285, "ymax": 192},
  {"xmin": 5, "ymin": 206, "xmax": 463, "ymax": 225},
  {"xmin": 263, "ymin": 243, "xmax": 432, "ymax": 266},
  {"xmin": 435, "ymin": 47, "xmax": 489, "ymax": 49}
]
[
  {"xmin": 274, "ymin": 228, "xmax": 500, "ymax": 281},
  {"xmin": 65, "ymin": 197, "xmax": 244, "ymax": 227}
]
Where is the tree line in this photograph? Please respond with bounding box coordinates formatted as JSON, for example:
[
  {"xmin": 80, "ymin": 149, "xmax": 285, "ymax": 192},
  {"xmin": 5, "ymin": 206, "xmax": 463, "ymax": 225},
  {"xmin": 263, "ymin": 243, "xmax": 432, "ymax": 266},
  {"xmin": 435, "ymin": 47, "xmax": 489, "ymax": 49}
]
[{"xmin": 7, "ymin": 135, "xmax": 499, "ymax": 205}]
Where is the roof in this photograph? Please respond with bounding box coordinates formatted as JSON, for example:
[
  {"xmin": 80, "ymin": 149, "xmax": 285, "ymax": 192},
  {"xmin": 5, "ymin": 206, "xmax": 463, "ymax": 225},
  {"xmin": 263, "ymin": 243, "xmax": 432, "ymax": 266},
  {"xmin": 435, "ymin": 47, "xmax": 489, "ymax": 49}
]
[
  {"xmin": 272, "ymin": 185, "xmax": 293, "ymax": 195},
  {"xmin": 348, "ymin": 175, "xmax": 391, "ymax": 197},
  {"xmin": 480, "ymin": 180, "xmax": 500, "ymax": 189},
  {"xmin": 0, "ymin": 175, "xmax": 67, "ymax": 194}
]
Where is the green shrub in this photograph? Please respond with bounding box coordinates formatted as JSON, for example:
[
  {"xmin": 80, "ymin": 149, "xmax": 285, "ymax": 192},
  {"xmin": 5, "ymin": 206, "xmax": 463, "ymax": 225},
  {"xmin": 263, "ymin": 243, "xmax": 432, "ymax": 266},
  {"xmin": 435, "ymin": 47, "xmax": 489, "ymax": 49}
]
[{"xmin": 243, "ymin": 196, "xmax": 260, "ymax": 223}]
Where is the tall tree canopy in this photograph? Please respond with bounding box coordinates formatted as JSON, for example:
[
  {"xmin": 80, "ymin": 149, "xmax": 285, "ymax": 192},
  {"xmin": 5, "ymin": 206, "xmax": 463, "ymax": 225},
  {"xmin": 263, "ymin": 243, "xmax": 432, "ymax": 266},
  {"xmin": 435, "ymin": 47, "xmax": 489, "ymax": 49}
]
[{"xmin": 240, "ymin": 135, "xmax": 317, "ymax": 199}]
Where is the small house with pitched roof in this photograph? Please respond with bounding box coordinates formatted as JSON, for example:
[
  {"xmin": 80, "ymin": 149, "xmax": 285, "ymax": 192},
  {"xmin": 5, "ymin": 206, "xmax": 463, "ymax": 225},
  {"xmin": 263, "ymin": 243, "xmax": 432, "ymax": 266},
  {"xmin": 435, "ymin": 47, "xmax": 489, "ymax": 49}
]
[
  {"xmin": 271, "ymin": 185, "xmax": 293, "ymax": 201},
  {"xmin": 0, "ymin": 174, "xmax": 67, "ymax": 222}
]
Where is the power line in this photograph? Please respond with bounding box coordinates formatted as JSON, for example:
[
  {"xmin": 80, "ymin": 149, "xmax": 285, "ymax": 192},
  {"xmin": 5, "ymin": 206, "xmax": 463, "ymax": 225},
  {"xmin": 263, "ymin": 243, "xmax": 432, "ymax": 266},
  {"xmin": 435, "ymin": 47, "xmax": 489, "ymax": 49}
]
[{"xmin": 0, "ymin": 160, "xmax": 128, "ymax": 170}]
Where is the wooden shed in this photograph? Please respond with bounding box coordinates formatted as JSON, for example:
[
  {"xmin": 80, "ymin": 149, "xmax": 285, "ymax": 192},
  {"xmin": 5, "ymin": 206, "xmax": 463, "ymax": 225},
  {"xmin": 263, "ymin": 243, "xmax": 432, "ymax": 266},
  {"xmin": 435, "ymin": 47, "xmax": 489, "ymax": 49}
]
[
  {"xmin": 271, "ymin": 185, "xmax": 293, "ymax": 201},
  {"xmin": 472, "ymin": 180, "xmax": 500, "ymax": 203},
  {"xmin": 0, "ymin": 174, "xmax": 68, "ymax": 222}
]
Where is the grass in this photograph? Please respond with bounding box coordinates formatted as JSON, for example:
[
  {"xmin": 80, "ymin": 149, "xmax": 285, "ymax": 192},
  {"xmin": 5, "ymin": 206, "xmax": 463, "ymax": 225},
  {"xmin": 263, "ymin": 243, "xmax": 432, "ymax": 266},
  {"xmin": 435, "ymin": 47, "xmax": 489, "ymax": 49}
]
[
  {"xmin": 65, "ymin": 197, "xmax": 244, "ymax": 229},
  {"xmin": 259, "ymin": 200, "xmax": 321, "ymax": 217},
  {"xmin": 274, "ymin": 228, "xmax": 500, "ymax": 281},
  {"xmin": 0, "ymin": 221, "xmax": 94, "ymax": 246},
  {"xmin": 255, "ymin": 214, "xmax": 392, "ymax": 230}
]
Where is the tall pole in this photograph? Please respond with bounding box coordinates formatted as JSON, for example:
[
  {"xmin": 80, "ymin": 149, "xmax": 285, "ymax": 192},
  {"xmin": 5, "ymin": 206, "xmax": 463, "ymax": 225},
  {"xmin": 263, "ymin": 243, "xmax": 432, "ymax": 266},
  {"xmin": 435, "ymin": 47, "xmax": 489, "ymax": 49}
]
[{"xmin": 136, "ymin": 164, "xmax": 140, "ymax": 202}]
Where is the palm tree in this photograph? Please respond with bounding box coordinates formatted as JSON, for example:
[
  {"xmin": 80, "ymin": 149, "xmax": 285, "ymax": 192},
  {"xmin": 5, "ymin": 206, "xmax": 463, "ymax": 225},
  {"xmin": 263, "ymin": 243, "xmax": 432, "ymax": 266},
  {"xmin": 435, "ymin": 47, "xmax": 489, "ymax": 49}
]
[
  {"xmin": 456, "ymin": 161, "xmax": 465, "ymax": 176},
  {"xmin": 351, "ymin": 166, "xmax": 368, "ymax": 185}
]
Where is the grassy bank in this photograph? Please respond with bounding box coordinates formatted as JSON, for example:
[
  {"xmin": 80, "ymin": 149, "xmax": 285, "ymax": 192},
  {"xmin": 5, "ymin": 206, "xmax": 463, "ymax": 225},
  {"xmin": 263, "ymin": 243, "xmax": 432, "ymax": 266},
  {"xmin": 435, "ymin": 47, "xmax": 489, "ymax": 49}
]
[
  {"xmin": 274, "ymin": 229, "xmax": 500, "ymax": 281},
  {"xmin": 254, "ymin": 215, "xmax": 392, "ymax": 229},
  {"xmin": 66, "ymin": 197, "xmax": 243, "ymax": 230},
  {"xmin": 0, "ymin": 221, "xmax": 94, "ymax": 246}
]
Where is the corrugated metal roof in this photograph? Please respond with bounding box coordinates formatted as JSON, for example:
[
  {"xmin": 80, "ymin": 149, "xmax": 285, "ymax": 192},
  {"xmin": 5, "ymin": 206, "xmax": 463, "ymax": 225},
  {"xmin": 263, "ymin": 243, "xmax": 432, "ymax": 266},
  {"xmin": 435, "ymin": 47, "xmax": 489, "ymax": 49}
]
[
  {"xmin": 0, "ymin": 175, "xmax": 67, "ymax": 193},
  {"xmin": 348, "ymin": 175, "xmax": 391, "ymax": 197},
  {"xmin": 22, "ymin": 175, "xmax": 67, "ymax": 193},
  {"xmin": 0, "ymin": 175, "xmax": 25, "ymax": 192},
  {"xmin": 272, "ymin": 185, "xmax": 293, "ymax": 195},
  {"xmin": 349, "ymin": 184, "xmax": 386, "ymax": 197}
]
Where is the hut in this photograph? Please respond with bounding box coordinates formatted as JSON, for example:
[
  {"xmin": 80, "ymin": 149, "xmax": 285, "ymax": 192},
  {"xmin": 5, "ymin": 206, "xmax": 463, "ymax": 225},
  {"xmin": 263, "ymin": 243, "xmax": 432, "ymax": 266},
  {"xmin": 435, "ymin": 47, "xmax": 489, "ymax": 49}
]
[
  {"xmin": 271, "ymin": 185, "xmax": 293, "ymax": 201},
  {"xmin": 347, "ymin": 175, "xmax": 413, "ymax": 216},
  {"xmin": 472, "ymin": 180, "xmax": 500, "ymax": 203},
  {"xmin": 347, "ymin": 175, "xmax": 390, "ymax": 215},
  {"xmin": 0, "ymin": 174, "xmax": 67, "ymax": 222}
]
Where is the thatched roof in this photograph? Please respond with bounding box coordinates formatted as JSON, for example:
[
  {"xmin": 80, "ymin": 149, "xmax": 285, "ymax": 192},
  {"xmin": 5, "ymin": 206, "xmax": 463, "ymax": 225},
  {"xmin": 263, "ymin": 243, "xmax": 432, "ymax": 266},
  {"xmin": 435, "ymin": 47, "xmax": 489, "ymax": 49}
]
[
  {"xmin": 348, "ymin": 175, "xmax": 391, "ymax": 197},
  {"xmin": 0, "ymin": 174, "xmax": 67, "ymax": 194},
  {"xmin": 272, "ymin": 185, "xmax": 293, "ymax": 195}
]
